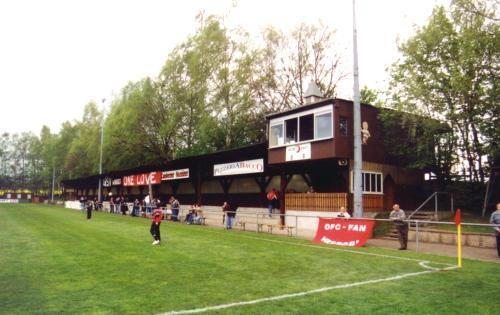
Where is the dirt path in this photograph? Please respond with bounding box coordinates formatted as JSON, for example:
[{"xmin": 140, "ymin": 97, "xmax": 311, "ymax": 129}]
[{"xmin": 367, "ymin": 238, "xmax": 499, "ymax": 263}]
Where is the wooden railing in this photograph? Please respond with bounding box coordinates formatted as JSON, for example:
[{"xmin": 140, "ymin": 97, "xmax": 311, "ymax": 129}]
[
  {"xmin": 363, "ymin": 194, "xmax": 383, "ymax": 212},
  {"xmin": 285, "ymin": 193, "xmax": 348, "ymax": 212}
]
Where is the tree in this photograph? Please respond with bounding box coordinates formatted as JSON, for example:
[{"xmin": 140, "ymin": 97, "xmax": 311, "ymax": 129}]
[
  {"xmin": 0, "ymin": 133, "xmax": 12, "ymax": 187},
  {"xmin": 388, "ymin": 0, "xmax": 499, "ymax": 183},
  {"xmin": 103, "ymin": 77, "xmax": 180, "ymax": 171},
  {"xmin": 0, "ymin": 15, "xmax": 350, "ymax": 181},
  {"xmin": 158, "ymin": 14, "xmax": 266, "ymax": 156},
  {"xmin": 360, "ymin": 86, "xmax": 381, "ymax": 105},
  {"xmin": 64, "ymin": 102, "xmax": 103, "ymax": 178},
  {"xmin": 257, "ymin": 22, "xmax": 346, "ymax": 112}
]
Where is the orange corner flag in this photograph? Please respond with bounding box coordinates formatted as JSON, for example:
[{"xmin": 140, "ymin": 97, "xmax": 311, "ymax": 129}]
[
  {"xmin": 454, "ymin": 208, "xmax": 461, "ymax": 225},
  {"xmin": 455, "ymin": 208, "xmax": 462, "ymax": 267}
]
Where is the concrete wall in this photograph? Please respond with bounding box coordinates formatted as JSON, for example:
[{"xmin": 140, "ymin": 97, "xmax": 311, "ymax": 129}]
[{"xmin": 409, "ymin": 229, "xmax": 496, "ymax": 248}]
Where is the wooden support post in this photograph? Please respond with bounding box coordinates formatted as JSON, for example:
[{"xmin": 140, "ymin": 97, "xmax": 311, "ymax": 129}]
[
  {"xmin": 171, "ymin": 181, "xmax": 179, "ymax": 197},
  {"xmin": 196, "ymin": 163, "xmax": 202, "ymax": 204},
  {"xmin": 255, "ymin": 175, "xmax": 273, "ymax": 194},
  {"xmin": 280, "ymin": 172, "xmax": 288, "ymax": 226},
  {"xmin": 219, "ymin": 178, "xmax": 233, "ymax": 201}
]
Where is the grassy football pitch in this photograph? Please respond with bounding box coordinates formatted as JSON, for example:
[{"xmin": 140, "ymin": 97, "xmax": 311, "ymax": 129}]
[{"xmin": 0, "ymin": 204, "xmax": 498, "ymax": 314}]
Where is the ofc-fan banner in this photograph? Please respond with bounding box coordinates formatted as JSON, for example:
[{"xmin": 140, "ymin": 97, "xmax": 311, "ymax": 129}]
[{"xmin": 313, "ymin": 218, "xmax": 375, "ymax": 247}]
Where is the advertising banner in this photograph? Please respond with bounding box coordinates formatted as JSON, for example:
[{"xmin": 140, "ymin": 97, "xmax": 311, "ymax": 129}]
[
  {"xmin": 313, "ymin": 218, "xmax": 375, "ymax": 247},
  {"xmin": 213, "ymin": 158, "xmax": 264, "ymax": 176},
  {"xmin": 162, "ymin": 168, "xmax": 190, "ymax": 181},
  {"xmin": 0, "ymin": 199, "xmax": 19, "ymax": 203},
  {"xmin": 103, "ymin": 177, "xmax": 122, "ymax": 187},
  {"xmin": 123, "ymin": 172, "xmax": 162, "ymax": 186}
]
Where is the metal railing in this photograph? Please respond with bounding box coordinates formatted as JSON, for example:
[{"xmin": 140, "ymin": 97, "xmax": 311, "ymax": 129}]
[
  {"xmin": 407, "ymin": 192, "xmax": 454, "ymax": 220},
  {"xmin": 70, "ymin": 203, "xmax": 498, "ymax": 254}
]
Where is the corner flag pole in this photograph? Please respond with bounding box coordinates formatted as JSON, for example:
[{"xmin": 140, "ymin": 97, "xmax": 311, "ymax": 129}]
[{"xmin": 454, "ymin": 209, "xmax": 462, "ymax": 268}]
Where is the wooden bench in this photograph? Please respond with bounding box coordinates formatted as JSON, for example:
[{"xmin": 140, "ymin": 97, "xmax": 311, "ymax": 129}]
[
  {"xmin": 238, "ymin": 221, "xmax": 247, "ymax": 231},
  {"xmin": 193, "ymin": 215, "xmax": 206, "ymax": 225},
  {"xmin": 257, "ymin": 223, "xmax": 264, "ymax": 233},
  {"xmin": 265, "ymin": 224, "xmax": 295, "ymax": 236}
]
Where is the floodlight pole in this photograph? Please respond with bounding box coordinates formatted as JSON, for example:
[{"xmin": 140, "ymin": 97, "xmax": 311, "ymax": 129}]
[
  {"xmin": 352, "ymin": 0, "xmax": 363, "ymax": 218},
  {"xmin": 51, "ymin": 164, "xmax": 55, "ymax": 202},
  {"xmin": 97, "ymin": 99, "xmax": 105, "ymax": 202}
]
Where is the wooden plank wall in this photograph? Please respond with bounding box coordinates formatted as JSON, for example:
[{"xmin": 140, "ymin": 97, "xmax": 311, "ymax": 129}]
[
  {"xmin": 362, "ymin": 194, "xmax": 383, "ymax": 212},
  {"xmin": 285, "ymin": 193, "xmax": 348, "ymax": 212},
  {"xmin": 285, "ymin": 193, "xmax": 383, "ymax": 212}
]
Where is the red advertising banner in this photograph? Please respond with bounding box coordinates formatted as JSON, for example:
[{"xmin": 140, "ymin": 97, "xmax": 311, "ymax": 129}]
[
  {"xmin": 123, "ymin": 172, "xmax": 162, "ymax": 186},
  {"xmin": 162, "ymin": 168, "xmax": 190, "ymax": 181},
  {"xmin": 313, "ymin": 218, "xmax": 375, "ymax": 247}
]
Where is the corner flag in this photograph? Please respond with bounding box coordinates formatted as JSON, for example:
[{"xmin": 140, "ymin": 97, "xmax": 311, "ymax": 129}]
[
  {"xmin": 454, "ymin": 208, "xmax": 461, "ymax": 225},
  {"xmin": 455, "ymin": 209, "xmax": 462, "ymax": 268}
]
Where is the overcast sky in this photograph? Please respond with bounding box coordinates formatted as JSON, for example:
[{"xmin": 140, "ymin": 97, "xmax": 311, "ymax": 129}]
[{"xmin": 0, "ymin": 0, "xmax": 449, "ymax": 135}]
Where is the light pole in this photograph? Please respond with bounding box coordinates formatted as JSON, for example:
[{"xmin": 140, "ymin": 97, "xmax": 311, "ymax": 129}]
[
  {"xmin": 97, "ymin": 98, "xmax": 105, "ymax": 202},
  {"xmin": 51, "ymin": 162, "xmax": 55, "ymax": 202},
  {"xmin": 352, "ymin": 0, "xmax": 363, "ymax": 217}
]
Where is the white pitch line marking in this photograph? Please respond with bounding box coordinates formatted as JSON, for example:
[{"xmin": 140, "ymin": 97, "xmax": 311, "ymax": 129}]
[
  {"xmin": 159, "ymin": 266, "xmax": 458, "ymax": 315},
  {"xmin": 194, "ymin": 227, "xmax": 456, "ymax": 268}
]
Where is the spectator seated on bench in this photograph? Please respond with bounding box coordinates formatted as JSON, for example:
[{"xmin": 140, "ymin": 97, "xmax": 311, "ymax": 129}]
[
  {"xmin": 189, "ymin": 204, "xmax": 205, "ymax": 225},
  {"xmin": 185, "ymin": 205, "xmax": 197, "ymax": 224}
]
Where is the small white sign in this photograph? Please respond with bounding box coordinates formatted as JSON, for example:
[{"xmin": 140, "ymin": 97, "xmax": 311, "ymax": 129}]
[
  {"xmin": 214, "ymin": 159, "xmax": 264, "ymax": 176},
  {"xmin": 103, "ymin": 177, "xmax": 112, "ymax": 187},
  {"xmin": 103, "ymin": 177, "xmax": 121, "ymax": 187},
  {"xmin": 286, "ymin": 143, "xmax": 311, "ymax": 161}
]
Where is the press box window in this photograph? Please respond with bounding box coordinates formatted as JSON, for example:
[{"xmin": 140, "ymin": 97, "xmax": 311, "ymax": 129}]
[
  {"xmin": 270, "ymin": 124, "xmax": 284, "ymax": 146},
  {"xmin": 285, "ymin": 118, "xmax": 298, "ymax": 144},
  {"xmin": 314, "ymin": 112, "xmax": 332, "ymax": 139},
  {"xmin": 299, "ymin": 114, "xmax": 314, "ymax": 141},
  {"xmin": 339, "ymin": 116, "xmax": 347, "ymax": 136}
]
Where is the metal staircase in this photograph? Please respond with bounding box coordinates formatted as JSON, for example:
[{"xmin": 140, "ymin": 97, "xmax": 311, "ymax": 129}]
[{"xmin": 382, "ymin": 192, "xmax": 454, "ymax": 240}]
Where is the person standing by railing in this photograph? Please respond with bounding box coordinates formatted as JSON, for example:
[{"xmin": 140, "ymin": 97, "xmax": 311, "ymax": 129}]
[
  {"xmin": 222, "ymin": 201, "xmax": 235, "ymax": 229},
  {"xmin": 170, "ymin": 196, "xmax": 180, "ymax": 222},
  {"xmin": 267, "ymin": 188, "xmax": 278, "ymax": 218},
  {"xmin": 109, "ymin": 197, "xmax": 115, "ymax": 213},
  {"xmin": 79, "ymin": 196, "xmax": 86, "ymax": 211},
  {"xmin": 389, "ymin": 204, "xmax": 408, "ymax": 250},
  {"xmin": 490, "ymin": 202, "xmax": 500, "ymax": 258},
  {"xmin": 132, "ymin": 198, "xmax": 140, "ymax": 217},
  {"xmin": 144, "ymin": 195, "xmax": 152, "ymax": 216}
]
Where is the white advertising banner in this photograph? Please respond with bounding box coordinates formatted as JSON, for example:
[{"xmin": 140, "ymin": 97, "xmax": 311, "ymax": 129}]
[
  {"xmin": 213, "ymin": 159, "xmax": 264, "ymax": 176},
  {"xmin": 103, "ymin": 177, "xmax": 122, "ymax": 187},
  {"xmin": 103, "ymin": 177, "xmax": 112, "ymax": 187},
  {"xmin": 162, "ymin": 168, "xmax": 190, "ymax": 181},
  {"xmin": 0, "ymin": 199, "xmax": 19, "ymax": 203},
  {"xmin": 286, "ymin": 143, "xmax": 311, "ymax": 161}
]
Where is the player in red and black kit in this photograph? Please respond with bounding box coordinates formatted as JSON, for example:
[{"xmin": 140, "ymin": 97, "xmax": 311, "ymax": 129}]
[{"xmin": 150, "ymin": 208, "xmax": 163, "ymax": 245}]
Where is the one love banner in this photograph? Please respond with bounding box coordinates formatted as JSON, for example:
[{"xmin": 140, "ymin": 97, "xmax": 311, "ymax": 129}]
[{"xmin": 313, "ymin": 218, "xmax": 375, "ymax": 247}]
